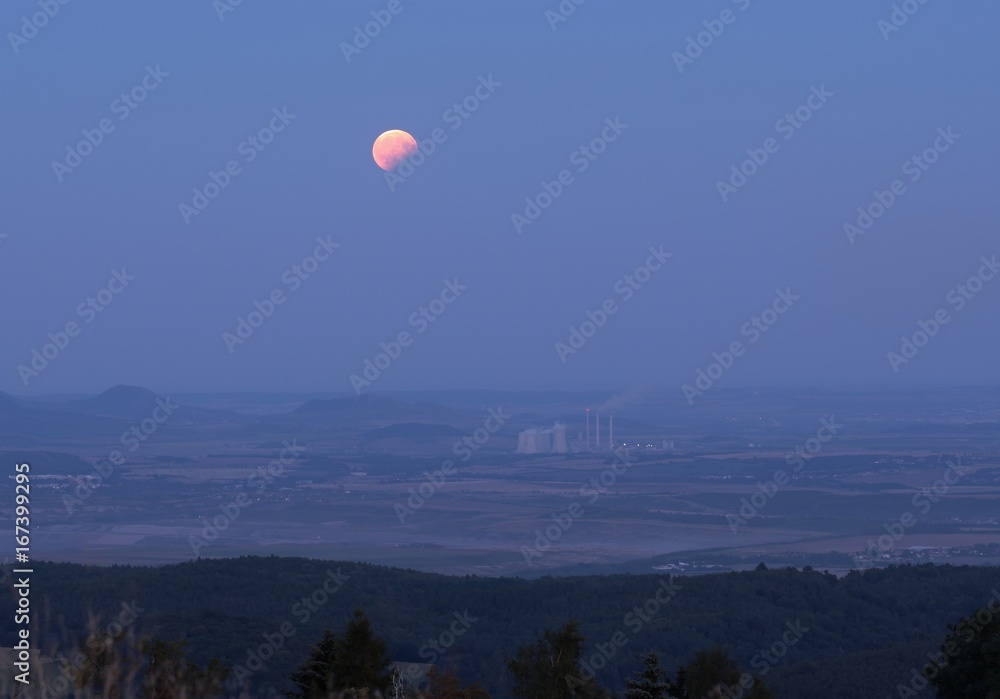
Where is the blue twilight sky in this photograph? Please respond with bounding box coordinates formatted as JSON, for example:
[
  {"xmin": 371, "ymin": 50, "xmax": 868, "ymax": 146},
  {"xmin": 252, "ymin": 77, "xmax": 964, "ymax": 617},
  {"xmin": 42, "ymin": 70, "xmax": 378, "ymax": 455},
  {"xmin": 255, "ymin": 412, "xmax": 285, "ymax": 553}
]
[{"xmin": 2, "ymin": 1, "xmax": 998, "ymax": 395}]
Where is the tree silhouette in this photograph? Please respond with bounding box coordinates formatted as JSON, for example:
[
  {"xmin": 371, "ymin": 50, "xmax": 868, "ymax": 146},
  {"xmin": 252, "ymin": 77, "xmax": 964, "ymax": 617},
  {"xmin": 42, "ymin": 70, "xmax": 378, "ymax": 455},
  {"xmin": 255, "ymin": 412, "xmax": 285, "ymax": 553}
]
[
  {"xmin": 928, "ymin": 603, "xmax": 1000, "ymax": 699},
  {"xmin": 286, "ymin": 629, "xmax": 339, "ymax": 698},
  {"xmin": 626, "ymin": 652, "xmax": 673, "ymax": 699},
  {"xmin": 71, "ymin": 628, "xmax": 135, "ymax": 698},
  {"xmin": 672, "ymin": 646, "xmax": 774, "ymax": 699},
  {"xmin": 71, "ymin": 630, "xmax": 228, "ymax": 699},
  {"xmin": 141, "ymin": 637, "xmax": 229, "ymax": 698},
  {"xmin": 506, "ymin": 620, "xmax": 607, "ymax": 698},
  {"xmin": 333, "ymin": 609, "xmax": 394, "ymax": 695}
]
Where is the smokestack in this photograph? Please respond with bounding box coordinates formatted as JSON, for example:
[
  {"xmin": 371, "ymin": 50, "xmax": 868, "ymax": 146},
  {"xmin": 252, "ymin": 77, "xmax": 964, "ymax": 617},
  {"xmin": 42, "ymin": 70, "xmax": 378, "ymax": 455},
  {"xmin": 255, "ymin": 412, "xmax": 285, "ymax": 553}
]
[
  {"xmin": 586, "ymin": 408, "xmax": 590, "ymax": 449},
  {"xmin": 596, "ymin": 412, "xmax": 601, "ymax": 449},
  {"xmin": 609, "ymin": 414, "xmax": 613, "ymax": 449}
]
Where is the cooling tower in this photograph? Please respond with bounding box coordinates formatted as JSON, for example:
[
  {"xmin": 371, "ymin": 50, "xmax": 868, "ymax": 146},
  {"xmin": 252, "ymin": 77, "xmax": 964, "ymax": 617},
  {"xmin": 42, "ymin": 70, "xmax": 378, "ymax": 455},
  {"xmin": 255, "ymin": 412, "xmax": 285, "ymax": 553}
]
[
  {"xmin": 519, "ymin": 429, "xmax": 538, "ymax": 454},
  {"xmin": 552, "ymin": 423, "xmax": 567, "ymax": 453},
  {"xmin": 517, "ymin": 428, "xmax": 549, "ymax": 454},
  {"xmin": 537, "ymin": 430, "xmax": 552, "ymax": 453},
  {"xmin": 517, "ymin": 426, "xmax": 560, "ymax": 454}
]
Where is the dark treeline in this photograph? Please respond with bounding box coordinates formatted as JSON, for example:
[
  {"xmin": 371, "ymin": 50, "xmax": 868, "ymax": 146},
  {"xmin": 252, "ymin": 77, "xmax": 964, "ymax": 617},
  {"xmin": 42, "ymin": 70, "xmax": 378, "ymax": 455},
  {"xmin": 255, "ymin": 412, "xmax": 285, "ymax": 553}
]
[{"xmin": 1, "ymin": 559, "xmax": 998, "ymax": 697}]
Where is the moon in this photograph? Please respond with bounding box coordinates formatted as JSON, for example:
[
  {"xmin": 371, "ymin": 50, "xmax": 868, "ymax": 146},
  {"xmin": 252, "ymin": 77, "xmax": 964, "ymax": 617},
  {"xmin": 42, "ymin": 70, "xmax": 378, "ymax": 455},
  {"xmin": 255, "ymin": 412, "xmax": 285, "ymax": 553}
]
[{"xmin": 372, "ymin": 130, "xmax": 417, "ymax": 171}]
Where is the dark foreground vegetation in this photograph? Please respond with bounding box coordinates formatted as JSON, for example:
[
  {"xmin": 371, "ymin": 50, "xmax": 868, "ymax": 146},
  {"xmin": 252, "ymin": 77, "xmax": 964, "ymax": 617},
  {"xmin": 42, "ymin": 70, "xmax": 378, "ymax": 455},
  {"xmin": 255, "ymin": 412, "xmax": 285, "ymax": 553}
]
[{"xmin": 1, "ymin": 558, "xmax": 998, "ymax": 697}]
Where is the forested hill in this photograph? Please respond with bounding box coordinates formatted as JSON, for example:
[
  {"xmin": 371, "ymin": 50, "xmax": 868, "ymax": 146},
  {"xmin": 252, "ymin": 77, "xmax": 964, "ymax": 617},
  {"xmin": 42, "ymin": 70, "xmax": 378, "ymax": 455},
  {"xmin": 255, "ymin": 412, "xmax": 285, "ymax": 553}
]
[{"xmin": 3, "ymin": 558, "xmax": 997, "ymax": 697}]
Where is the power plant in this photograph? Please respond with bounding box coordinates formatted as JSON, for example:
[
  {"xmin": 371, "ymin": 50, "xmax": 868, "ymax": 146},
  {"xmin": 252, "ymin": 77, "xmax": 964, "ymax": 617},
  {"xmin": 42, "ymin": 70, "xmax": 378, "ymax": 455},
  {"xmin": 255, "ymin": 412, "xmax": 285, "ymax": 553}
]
[
  {"xmin": 516, "ymin": 423, "xmax": 567, "ymax": 454},
  {"xmin": 516, "ymin": 410, "xmax": 673, "ymax": 455},
  {"xmin": 586, "ymin": 410, "xmax": 616, "ymax": 451}
]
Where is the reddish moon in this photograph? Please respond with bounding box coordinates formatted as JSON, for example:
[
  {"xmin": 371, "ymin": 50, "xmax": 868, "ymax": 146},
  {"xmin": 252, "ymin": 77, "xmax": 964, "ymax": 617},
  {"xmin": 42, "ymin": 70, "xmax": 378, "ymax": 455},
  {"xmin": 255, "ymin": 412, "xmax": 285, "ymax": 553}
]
[{"xmin": 372, "ymin": 130, "xmax": 417, "ymax": 171}]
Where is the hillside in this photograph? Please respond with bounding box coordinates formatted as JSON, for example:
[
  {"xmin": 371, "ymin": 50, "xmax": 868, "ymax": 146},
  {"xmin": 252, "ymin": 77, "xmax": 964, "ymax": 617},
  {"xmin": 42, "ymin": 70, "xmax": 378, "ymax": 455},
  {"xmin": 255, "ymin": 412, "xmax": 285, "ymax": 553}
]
[{"xmin": 1, "ymin": 559, "xmax": 996, "ymax": 697}]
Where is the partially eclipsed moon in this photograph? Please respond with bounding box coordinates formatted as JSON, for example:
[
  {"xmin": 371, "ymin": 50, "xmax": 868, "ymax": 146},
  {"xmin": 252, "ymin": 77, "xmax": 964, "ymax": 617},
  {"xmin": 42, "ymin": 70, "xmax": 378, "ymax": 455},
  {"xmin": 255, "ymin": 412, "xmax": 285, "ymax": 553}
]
[{"xmin": 372, "ymin": 129, "xmax": 417, "ymax": 171}]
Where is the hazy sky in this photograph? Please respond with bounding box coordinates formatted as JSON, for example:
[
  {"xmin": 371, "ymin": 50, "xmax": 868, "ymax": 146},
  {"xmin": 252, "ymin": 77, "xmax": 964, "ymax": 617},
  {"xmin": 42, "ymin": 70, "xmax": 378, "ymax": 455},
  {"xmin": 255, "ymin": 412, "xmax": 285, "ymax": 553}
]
[{"xmin": 3, "ymin": 1, "xmax": 998, "ymax": 395}]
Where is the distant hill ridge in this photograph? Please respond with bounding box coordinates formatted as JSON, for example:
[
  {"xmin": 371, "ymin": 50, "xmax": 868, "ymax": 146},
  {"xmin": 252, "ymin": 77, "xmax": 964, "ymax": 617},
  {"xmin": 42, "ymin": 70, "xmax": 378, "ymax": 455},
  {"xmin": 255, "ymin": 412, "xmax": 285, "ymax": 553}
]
[
  {"xmin": 65, "ymin": 384, "xmax": 167, "ymax": 419},
  {"xmin": 294, "ymin": 394, "xmax": 454, "ymax": 419},
  {"xmin": 362, "ymin": 422, "xmax": 464, "ymax": 440}
]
